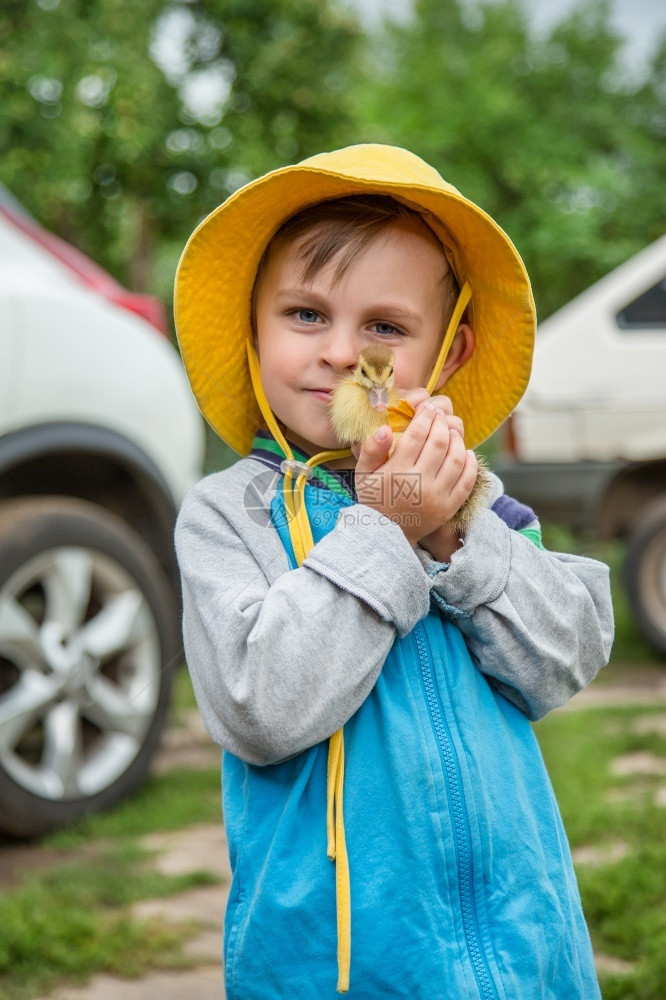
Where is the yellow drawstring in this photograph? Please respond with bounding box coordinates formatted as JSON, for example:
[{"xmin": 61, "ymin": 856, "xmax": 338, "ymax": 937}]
[
  {"xmin": 247, "ymin": 341, "xmax": 352, "ymax": 991},
  {"xmin": 327, "ymin": 728, "xmax": 351, "ymax": 992},
  {"xmin": 243, "ymin": 282, "xmax": 470, "ymax": 993},
  {"xmin": 426, "ymin": 280, "xmax": 472, "ymax": 396}
]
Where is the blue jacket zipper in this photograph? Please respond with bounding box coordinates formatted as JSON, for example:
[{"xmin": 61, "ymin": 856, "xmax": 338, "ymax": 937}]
[{"xmin": 414, "ymin": 621, "xmax": 500, "ymax": 1000}]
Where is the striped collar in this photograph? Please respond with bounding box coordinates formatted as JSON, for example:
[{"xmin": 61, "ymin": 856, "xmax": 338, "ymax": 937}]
[{"xmin": 249, "ymin": 430, "xmax": 356, "ymax": 501}]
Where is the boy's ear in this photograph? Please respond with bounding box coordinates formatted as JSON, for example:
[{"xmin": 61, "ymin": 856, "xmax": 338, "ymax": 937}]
[{"xmin": 433, "ymin": 323, "xmax": 475, "ymax": 391}]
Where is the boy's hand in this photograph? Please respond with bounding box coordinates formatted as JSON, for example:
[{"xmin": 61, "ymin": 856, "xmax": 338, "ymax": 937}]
[{"xmin": 353, "ymin": 396, "xmax": 478, "ymax": 547}]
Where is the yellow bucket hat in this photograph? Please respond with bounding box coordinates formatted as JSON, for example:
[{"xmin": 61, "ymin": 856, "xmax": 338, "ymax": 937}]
[{"xmin": 174, "ymin": 143, "xmax": 535, "ymax": 454}]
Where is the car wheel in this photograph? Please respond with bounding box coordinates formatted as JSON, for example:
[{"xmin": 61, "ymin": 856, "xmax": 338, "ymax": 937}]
[
  {"xmin": 624, "ymin": 496, "xmax": 666, "ymax": 657},
  {"xmin": 0, "ymin": 497, "xmax": 179, "ymax": 838}
]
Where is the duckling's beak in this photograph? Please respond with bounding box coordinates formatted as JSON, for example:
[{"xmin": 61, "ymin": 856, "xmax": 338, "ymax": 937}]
[{"xmin": 369, "ymin": 385, "xmax": 389, "ymax": 411}]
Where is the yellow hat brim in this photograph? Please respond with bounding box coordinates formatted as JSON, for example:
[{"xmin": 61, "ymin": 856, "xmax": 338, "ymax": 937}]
[{"xmin": 175, "ymin": 144, "xmax": 535, "ymax": 454}]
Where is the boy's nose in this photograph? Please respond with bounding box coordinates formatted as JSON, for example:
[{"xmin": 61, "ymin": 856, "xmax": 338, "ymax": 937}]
[{"xmin": 319, "ymin": 324, "xmax": 360, "ymax": 372}]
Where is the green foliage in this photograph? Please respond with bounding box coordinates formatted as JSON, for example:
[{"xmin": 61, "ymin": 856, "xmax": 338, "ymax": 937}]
[
  {"xmin": 353, "ymin": 0, "xmax": 666, "ymax": 319},
  {"xmin": 537, "ymin": 707, "xmax": 666, "ymax": 998},
  {"xmin": 0, "ymin": 0, "xmax": 179, "ymax": 290},
  {"xmin": 0, "ymin": 0, "xmax": 361, "ymax": 297},
  {"xmin": 1, "ymin": 0, "xmax": 664, "ymax": 338}
]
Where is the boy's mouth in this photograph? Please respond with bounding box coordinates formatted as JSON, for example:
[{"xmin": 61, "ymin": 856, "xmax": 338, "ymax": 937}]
[{"xmin": 307, "ymin": 388, "xmax": 333, "ymax": 402}]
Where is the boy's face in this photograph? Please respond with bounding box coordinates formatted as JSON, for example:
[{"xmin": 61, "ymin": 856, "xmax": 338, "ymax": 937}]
[{"xmin": 254, "ymin": 220, "xmax": 457, "ymax": 455}]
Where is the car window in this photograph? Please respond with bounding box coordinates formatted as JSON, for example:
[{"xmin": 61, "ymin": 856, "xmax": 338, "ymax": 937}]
[{"xmin": 616, "ymin": 274, "xmax": 666, "ymax": 330}]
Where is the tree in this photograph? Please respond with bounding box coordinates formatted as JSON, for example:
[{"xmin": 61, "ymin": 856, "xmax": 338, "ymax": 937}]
[
  {"xmin": 0, "ymin": 0, "xmax": 361, "ymax": 298},
  {"xmin": 353, "ymin": 0, "xmax": 666, "ymax": 319}
]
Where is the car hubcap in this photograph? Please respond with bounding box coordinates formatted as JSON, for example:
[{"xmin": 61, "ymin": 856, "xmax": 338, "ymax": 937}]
[{"xmin": 0, "ymin": 547, "xmax": 161, "ymax": 801}]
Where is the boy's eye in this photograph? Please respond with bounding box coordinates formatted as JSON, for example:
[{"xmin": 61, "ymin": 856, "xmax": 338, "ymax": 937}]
[
  {"xmin": 293, "ymin": 308, "xmax": 320, "ymax": 324},
  {"xmin": 372, "ymin": 322, "xmax": 402, "ymax": 337}
]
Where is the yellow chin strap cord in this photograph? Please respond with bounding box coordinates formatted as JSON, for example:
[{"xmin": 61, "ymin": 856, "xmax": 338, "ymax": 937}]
[
  {"xmin": 426, "ymin": 280, "xmax": 471, "ymax": 396},
  {"xmin": 247, "ymin": 340, "xmax": 353, "ymax": 992},
  {"xmin": 243, "ymin": 279, "xmax": 471, "ymax": 994}
]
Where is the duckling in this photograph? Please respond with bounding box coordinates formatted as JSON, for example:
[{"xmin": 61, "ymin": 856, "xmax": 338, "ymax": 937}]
[
  {"xmin": 330, "ymin": 345, "xmax": 491, "ymax": 532},
  {"xmin": 330, "ymin": 345, "xmax": 402, "ymax": 445}
]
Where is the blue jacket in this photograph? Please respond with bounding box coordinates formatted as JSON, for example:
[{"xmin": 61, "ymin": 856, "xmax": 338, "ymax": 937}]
[{"xmin": 221, "ymin": 480, "xmax": 600, "ymax": 999}]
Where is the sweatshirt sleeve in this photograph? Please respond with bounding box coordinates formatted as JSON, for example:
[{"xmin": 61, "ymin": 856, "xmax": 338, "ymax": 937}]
[
  {"xmin": 416, "ymin": 501, "xmax": 615, "ymax": 721},
  {"xmin": 175, "ymin": 477, "xmax": 430, "ymax": 765}
]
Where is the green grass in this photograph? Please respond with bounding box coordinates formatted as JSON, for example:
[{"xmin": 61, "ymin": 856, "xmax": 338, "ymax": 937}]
[
  {"xmin": 0, "ymin": 842, "xmax": 219, "ymax": 1000},
  {"xmin": 45, "ymin": 766, "xmax": 221, "ymax": 848},
  {"xmin": 169, "ymin": 659, "xmax": 200, "ymax": 716},
  {"xmin": 537, "ymin": 706, "xmax": 666, "ymax": 999},
  {"xmin": 0, "ymin": 668, "xmax": 223, "ymax": 999}
]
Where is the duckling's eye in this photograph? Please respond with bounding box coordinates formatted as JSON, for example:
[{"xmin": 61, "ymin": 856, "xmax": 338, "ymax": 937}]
[
  {"xmin": 360, "ymin": 367, "xmax": 368, "ymax": 378},
  {"xmin": 388, "ymin": 367, "xmax": 394, "ymax": 376}
]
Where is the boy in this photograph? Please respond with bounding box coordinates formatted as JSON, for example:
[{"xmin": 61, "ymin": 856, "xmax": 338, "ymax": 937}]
[{"xmin": 174, "ymin": 144, "xmax": 614, "ymax": 999}]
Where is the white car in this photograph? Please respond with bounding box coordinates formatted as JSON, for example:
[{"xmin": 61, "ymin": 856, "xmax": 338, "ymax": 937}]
[
  {"xmin": 0, "ymin": 186, "xmax": 204, "ymax": 837},
  {"xmin": 498, "ymin": 234, "xmax": 666, "ymax": 655}
]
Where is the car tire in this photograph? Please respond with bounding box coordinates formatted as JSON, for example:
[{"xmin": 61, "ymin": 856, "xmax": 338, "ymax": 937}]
[
  {"xmin": 0, "ymin": 496, "xmax": 179, "ymax": 838},
  {"xmin": 624, "ymin": 495, "xmax": 666, "ymax": 657}
]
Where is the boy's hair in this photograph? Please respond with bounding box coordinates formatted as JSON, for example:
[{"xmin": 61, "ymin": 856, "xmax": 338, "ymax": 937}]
[{"xmin": 252, "ymin": 194, "xmax": 461, "ymax": 326}]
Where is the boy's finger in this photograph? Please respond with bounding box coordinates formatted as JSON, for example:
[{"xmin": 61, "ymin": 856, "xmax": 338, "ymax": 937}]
[
  {"xmin": 390, "ymin": 402, "xmax": 439, "ymax": 467},
  {"xmin": 414, "ymin": 394, "xmax": 454, "ymax": 416},
  {"xmin": 446, "ymin": 415, "xmax": 465, "ymax": 438},
  {"xmin": 440, "ymin": 426, "xmax": 467, "ymax": 477},
  {"xmin": 446, "ymin": 448, "xmax": 479, "ymax": 511},
  {"xmin": 416, "ymin": 408, "xmax": 452, "ymax": 476},
  {"xmin": 437, "ymin": 431, "xmax": 475, "ymax": 492},
  {"xmin": 354, "ymin": 425, "xmax": 393, "ymax": 474},
  {"xmin": 405, "ymin": 394, "xmax": 464, "ymax": 442},
  {"xmin": 398, "ymin": 387, "xmax": 430, "ymax": 411}
]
